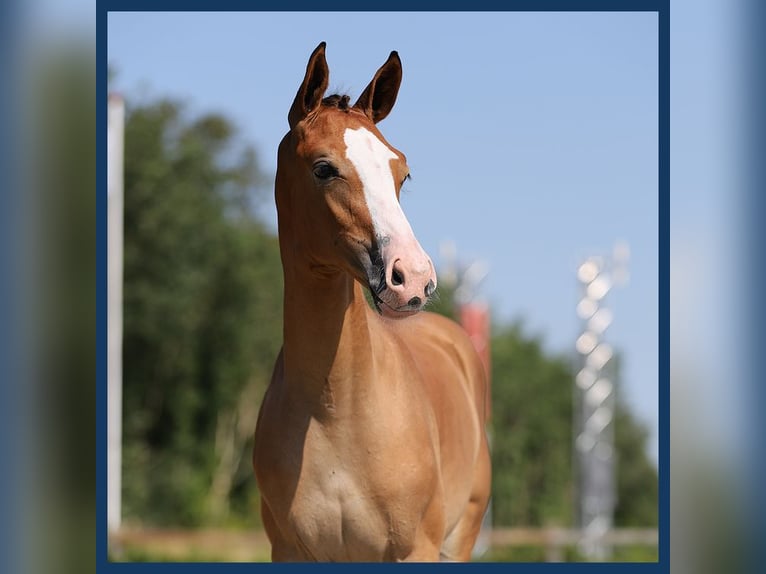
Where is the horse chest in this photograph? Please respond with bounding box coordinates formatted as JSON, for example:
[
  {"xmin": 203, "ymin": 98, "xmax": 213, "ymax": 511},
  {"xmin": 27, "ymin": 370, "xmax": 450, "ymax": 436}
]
[
  {"xmin": 288, "ymin": 461, "xmax": 388, "ymax": 560},
  {"xmin": 262, "ymin": 414, "xmax": 430, "ymax": 561}
]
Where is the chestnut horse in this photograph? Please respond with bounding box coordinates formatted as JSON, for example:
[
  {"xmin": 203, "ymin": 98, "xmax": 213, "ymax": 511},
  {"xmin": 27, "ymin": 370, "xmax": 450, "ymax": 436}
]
[{"xmin": 253, "ymin": 42, "xmax": 491, "ymax": 562}]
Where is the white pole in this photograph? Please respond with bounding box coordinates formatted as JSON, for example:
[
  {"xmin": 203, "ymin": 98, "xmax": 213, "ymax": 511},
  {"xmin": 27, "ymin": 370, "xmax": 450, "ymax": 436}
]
[{"xmin": 107, "ymin": 94, "xmax": 125, "ymax": 533}]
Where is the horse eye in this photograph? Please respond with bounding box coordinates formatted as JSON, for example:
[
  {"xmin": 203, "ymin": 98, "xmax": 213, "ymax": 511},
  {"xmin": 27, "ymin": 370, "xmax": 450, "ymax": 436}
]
[
  {"xmin": 401, "ymin": 173, "xmax": 412, "ymax": 187},
  {"xmin": 313, "ymin": 161, "xmax": 337, "ymax": 181}
]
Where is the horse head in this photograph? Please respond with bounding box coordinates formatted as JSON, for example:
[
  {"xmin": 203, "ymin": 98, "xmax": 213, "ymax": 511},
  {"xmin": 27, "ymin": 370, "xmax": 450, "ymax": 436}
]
[{"xmin": 275, "ymin": 42, "xmax": 436, "ymax": 318}]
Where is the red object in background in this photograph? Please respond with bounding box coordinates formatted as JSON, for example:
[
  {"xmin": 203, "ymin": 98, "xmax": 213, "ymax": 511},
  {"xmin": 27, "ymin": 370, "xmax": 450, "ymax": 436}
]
[{"xmin": 459, "ymin": 303, "xmax": 492, "ymax": 422}]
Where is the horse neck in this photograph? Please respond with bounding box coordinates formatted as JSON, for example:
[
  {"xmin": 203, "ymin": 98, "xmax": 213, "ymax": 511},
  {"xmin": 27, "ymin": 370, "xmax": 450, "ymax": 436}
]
[{"xmin": 280, "ymin": 253, "xmax": 377, "ymax": 408}]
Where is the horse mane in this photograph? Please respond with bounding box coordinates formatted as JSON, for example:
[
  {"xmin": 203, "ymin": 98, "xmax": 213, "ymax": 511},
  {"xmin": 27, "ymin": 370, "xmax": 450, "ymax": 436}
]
[{"xmin": 322, "ymin": 94, "xmax": 352, "ymax": 111}]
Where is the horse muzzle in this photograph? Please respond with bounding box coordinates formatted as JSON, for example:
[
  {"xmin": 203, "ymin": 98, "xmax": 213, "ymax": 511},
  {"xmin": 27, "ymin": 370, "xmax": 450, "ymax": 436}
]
[{"xmin": 368, "ymin": 240, "xmax": 437, "ymax": 319}]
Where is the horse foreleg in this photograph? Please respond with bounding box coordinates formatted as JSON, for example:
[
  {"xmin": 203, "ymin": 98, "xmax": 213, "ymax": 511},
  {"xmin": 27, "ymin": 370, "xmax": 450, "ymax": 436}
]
[
  {"xmin": 439, "ymin": 438, "xmax": 492, "ymax": 562},
  {"xmin": 398, "ymin": 485, "xmax": 446, "ymax": 563}
]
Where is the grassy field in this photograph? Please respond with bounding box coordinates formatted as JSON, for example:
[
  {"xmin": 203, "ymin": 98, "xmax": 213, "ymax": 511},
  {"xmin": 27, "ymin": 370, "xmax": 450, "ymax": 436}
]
[
  {"xmin": 109, "ymin": 528, "xmax": 658, "ymax": 563},
  {"xmin": 110, "ymin": 529, "xmax": 272, "ymax": 562}
]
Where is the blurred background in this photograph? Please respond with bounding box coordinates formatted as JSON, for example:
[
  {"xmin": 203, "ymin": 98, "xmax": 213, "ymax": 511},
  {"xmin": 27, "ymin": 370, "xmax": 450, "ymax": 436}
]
[
  {"xmin": 2, "ymin": 1, "xmax": 764, "ymax": 572},
  {"xmin": 104, "ymin": 11, "xmax": 658, "ymax": 562}
]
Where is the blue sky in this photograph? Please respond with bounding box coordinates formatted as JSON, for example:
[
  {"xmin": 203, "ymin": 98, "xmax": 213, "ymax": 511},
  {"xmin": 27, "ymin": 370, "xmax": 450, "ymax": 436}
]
[{"xmin": 107, "ymin": 11, "xmax": 659, "ymax": 463}]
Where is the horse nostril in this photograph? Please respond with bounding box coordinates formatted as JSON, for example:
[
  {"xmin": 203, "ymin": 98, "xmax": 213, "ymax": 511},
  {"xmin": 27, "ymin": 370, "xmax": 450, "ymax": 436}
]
[
  {"xmin": 424, "ymin": 280, "xmax": 435, "ymax": 298},
  {"xmin": 408, "ymin": 296, "xmax": 422, "ymax": 307},
  {"xmin": 391, "ymin": 268, "xmax": 404, "ymax": 286}
]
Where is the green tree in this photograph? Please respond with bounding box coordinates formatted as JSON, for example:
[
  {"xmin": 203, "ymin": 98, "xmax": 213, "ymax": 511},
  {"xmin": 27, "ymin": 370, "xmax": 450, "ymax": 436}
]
[
  {"xmin": 489, "ymin": 322, "xmax": 574, "ymax": 527},
  {"xmin": 121, "ymin": 99, "xmax": 282, "ymax": 527},
  {"xmin": 613, "ymin": 402, "xmax": 659, "ymax": 526}
]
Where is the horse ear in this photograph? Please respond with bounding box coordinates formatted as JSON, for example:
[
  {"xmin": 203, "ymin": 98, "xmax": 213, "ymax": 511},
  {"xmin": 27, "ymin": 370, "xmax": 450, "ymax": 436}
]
[
  {"xmin": 353, "ymin": 51, "xmax": 402, "ymax": 124},
  {"xmin": 288, "ymin": 42, "xmax": 330, "ymax": 129}
]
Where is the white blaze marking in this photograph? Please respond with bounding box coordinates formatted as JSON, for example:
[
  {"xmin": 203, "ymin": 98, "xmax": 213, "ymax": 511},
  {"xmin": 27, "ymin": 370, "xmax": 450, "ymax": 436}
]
[{"xmin": 343, "ymin": 127, "xmax": 415, "ymax": 242}]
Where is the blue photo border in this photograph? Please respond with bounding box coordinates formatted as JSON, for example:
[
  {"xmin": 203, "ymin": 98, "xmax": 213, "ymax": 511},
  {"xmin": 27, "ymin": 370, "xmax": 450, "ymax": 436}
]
[
  {"xmin": 0, "ymin": 0, "xmax": 21, "ymax": 572},
  {"xmin": 96, "ymin": 1, "xmax": 669, "ymax": 572}
]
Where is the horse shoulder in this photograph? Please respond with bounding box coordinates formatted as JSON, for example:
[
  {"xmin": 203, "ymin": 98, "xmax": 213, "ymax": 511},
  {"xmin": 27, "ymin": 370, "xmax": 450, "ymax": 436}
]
[
  {"xmin": 389, "ymin": 312, "xmax": 488, "ymax": 528},
  {"xmin": 400, "ymin": 312, "xmax": 487, "ymax": 410}
]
